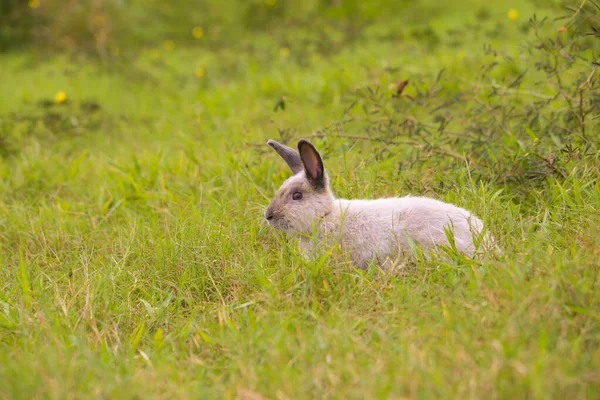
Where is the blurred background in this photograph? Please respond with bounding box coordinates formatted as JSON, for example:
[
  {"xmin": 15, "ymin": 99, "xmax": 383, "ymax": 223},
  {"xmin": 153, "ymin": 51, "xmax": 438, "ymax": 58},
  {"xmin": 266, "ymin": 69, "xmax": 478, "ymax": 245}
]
[
  {"xmin": 2, "ymin": 0, "xmax": 419, "ymax": 55},
  {"xmin": 1, "ymin": 0, "xmax": 597, "ymax": 193}
]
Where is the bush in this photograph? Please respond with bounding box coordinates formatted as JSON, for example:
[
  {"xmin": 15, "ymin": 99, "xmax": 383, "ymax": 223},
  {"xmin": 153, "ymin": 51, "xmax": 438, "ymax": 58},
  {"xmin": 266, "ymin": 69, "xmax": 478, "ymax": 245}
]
[
  {"xmin": 0, "ymin": 0, "xmax": 413, "ymax": 55},
  {"xmin": 314, "ymin": 2, "xmax": 600, "ymax": 203},
  {"xmin": 0, "ymin": 0, "xmax": 36, "ymax": 50}
]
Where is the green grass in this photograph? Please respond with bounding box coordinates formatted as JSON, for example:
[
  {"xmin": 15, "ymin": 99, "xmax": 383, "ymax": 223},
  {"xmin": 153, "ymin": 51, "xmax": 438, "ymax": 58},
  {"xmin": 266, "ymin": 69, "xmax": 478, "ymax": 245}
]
[{"xmin": 1, "ymin": 0, "xmax": 600, "ymax": 398}]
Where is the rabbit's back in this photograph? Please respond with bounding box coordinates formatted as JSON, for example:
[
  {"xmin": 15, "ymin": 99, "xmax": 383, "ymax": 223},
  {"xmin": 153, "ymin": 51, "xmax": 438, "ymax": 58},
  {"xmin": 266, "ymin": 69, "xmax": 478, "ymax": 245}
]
[{"xmin": 332, "ymin": 196, "xmax": 483, "ymax": 266}]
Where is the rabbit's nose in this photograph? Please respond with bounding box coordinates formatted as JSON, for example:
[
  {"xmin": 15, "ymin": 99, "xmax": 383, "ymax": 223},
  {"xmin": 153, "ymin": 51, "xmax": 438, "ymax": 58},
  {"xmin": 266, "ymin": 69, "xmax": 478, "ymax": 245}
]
[{"xmin": 265, "ymin": 209, "xmax": 274, "ymax": 221}]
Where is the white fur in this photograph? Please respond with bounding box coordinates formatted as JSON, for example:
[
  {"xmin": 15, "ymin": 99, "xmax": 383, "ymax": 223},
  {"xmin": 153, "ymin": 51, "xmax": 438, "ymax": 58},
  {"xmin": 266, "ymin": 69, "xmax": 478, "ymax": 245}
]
[{"xmin": 301, "ymin": 195, "xmax": 485, "ymax": 269}]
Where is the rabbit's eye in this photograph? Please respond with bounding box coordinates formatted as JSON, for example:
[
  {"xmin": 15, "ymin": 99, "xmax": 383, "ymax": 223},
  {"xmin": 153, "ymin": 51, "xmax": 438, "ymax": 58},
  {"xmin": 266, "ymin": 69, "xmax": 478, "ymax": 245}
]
[{"xmin": 292, "ymin": 192, "xmax": 303, "ymax": 201}]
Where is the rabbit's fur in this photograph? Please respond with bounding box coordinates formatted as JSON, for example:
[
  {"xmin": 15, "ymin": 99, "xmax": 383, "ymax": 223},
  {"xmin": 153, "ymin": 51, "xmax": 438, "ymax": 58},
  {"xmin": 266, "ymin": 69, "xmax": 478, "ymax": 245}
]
[{"xmin": 265, "ymin": 139, "xmax": 490, "ymax": 269}]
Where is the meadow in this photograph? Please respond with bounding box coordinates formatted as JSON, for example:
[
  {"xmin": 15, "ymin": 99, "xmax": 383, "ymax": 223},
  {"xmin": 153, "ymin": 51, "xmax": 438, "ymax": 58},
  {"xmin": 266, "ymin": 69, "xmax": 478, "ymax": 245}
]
[{"xmin": 0, "ymin": 0, "xmax": 599, "ymax": 398}]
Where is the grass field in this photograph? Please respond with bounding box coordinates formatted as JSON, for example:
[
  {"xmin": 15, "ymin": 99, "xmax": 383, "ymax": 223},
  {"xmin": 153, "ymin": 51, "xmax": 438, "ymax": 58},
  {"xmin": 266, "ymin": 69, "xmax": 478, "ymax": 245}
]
[{"xmin": 1, "ymin": 0, "xmax": 599, "ymax": 398}]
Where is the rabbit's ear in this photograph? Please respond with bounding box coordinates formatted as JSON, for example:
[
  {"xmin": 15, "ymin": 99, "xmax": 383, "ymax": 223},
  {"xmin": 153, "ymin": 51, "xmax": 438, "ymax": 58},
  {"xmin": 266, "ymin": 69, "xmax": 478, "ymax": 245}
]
[
  {"xmin": 267, "ymin": 140, "xmax": 303, "ymax": 174},
  {"xmin": 298, "ymin": 139, "xmax": 325, "ymax": 189}
]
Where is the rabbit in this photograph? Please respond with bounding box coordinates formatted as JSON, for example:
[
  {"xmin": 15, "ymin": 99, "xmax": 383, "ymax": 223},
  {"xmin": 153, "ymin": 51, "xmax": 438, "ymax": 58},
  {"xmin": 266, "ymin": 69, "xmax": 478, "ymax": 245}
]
[{"xmin": 264, "ymin": 139, "xmax": 492, "ymax": 269}]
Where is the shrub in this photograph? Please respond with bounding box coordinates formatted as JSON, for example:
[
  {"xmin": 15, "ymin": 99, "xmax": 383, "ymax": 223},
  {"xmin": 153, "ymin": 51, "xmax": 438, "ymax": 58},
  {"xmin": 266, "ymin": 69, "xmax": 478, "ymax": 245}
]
[
  {"xmin": 0, "ymin": 0, "xmax": 413, "ymax": 55},
  {"xmin": 314, "ymin": 2, "xmax": 599, "ymax": 203}
]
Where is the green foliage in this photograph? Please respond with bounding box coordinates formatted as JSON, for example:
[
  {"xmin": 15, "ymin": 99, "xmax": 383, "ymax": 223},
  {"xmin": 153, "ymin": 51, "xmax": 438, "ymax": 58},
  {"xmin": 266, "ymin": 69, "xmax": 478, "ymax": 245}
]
[
  {"xmin": 0, "ymin": 0, "xmax": 36, "ymax": 50},
  {"xmin": 1, "ymin": 0, "xmax": 413, "ymax": 55},
  {"xmin": 0, "ymin": 0, "xmax": 599, "ymax": 398}
]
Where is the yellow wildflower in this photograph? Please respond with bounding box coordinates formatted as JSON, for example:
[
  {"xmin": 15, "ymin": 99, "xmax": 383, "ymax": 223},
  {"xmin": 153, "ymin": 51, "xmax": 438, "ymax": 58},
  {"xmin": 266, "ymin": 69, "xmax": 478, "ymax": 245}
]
[
  {"xmin": 195, "ymin": 67, "xmax": 204, "ymax": 78},
  {"xmin": 508, "ymin": 9, "xmax": 518, "ymax": 20},
  {"xmin": 279, "ymin": 47, "xmax": 290, "ymax": 58},
  {"xmin": 163, "ymin": 40, "xmax": 175, "ymax": 51},
  {"xmin": 28, "ymin": 0, "xmax": 40, "ymax": 9},
  {"xmin": 192, "ymin": 27, "xmax": 204, "ymax": 39},
  {"xmin": 55, "ymin": 92, "xmax": 67, "ymax": 104}
]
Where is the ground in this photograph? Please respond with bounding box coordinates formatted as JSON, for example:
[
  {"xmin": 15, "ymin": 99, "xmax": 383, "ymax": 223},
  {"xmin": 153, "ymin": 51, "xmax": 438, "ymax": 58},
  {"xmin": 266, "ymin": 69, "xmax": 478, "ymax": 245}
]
[{"xmin": 0, "ymin": 0, "xmax": 599, "ymax": 398}]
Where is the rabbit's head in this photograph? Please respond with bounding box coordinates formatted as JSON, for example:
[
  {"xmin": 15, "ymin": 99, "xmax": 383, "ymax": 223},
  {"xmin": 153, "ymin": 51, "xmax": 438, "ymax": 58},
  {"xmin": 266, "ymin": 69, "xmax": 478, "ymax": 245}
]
[{"xmin": 265, "ymin": 139, "xmax": 335, "ymax": 234}]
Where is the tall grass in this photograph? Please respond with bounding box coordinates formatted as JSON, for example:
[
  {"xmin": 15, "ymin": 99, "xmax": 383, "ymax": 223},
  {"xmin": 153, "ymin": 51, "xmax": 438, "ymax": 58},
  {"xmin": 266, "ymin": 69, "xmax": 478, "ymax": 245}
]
[{"xmin": 0, "ymin": 0, "xmax": 599, "ymax": 398}]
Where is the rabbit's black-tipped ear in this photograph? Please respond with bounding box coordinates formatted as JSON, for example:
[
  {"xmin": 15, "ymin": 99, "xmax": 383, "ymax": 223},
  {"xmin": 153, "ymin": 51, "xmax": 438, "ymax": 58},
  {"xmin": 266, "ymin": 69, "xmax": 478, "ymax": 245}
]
[
  {"xmin": 267, "ymin": 140, "xmax": 303, "ymax": 174},
  {"xmin": 298, "ymin": 139, "xmax": 325, "ymax": 189}
]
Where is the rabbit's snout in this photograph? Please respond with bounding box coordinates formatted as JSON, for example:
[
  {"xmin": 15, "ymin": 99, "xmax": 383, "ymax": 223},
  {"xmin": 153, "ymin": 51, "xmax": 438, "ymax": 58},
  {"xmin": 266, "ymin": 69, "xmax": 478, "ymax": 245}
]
[
  {"xmin": 264, "ymin": 205, "xmax": 277, "ymax": 222},
  {"xmin": 265, "ymin": 204, "xmax": 288, "ymax": 230}
]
